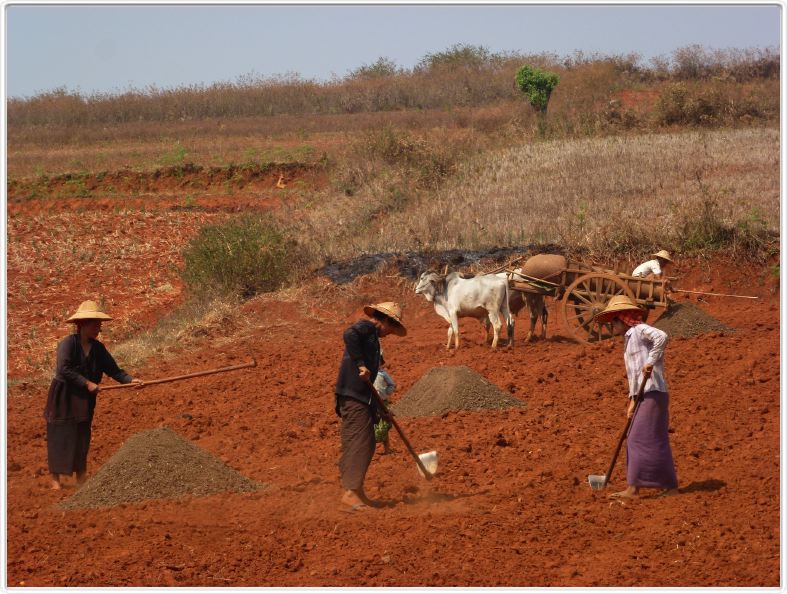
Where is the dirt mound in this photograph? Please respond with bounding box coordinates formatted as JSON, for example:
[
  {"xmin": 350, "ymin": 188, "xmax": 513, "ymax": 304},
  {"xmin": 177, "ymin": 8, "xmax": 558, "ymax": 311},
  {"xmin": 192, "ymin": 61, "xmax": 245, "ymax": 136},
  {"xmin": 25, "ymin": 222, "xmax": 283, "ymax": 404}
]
[
  {"xmin": 392, "ymin": 365, "xmax": 524, "ymax": 417},
  {"xmin": 653, "ymin": 302, "xmax": 735, "ymax": 338},
  {"xmin": 60, "ymin": 428, "xmax": 263, "ymax": 509},
  {"xmin": 8, "ymin": 161, "xmax": 323, "ymax": 201}
]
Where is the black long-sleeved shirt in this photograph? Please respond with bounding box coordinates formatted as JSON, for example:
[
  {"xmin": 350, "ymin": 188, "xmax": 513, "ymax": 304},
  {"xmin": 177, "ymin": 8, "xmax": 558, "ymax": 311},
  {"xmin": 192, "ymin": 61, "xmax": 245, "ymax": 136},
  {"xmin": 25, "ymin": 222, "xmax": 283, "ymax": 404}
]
[
  {"xmin": 44, "ymin": 334, "xmax": 133, "ymax": 423},
  {"xmin": 55, "ymin": 333, "xmax": 133, "ymax": 390},
  {"xmin": 334, "ymin": 320, "xmax": 380, "ymax": 409}
]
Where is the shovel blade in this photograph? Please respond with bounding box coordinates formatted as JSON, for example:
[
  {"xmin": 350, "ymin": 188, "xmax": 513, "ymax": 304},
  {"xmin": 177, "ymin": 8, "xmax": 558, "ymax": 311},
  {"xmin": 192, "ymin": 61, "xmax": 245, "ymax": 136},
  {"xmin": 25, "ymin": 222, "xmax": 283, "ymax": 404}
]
[
  {"xmin": 587, "ymin": 474, "xmax": 608, "ymax": 491},
  {"xmin": 417, "ymin": 451, "xmax": 438, "ymax": 478}
]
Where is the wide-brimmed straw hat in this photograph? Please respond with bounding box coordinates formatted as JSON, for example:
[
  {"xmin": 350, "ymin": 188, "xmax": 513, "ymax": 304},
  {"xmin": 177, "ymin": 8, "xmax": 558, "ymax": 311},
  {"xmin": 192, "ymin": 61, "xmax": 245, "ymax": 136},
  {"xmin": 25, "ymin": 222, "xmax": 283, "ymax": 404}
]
[
  {"xmin": 363, "ymin": 302, "xmax": 407, "ymax": 336},
  {"xmin": 594, "ymin": 295, "xmax": 645, "ymax": 324},
  {"xmin": 66, "ymin": 300, "xmax": 113, "ymax": 323},
  {"xmin": 651, "ymin": 250, "xmax": 673, "ymax": 263}
]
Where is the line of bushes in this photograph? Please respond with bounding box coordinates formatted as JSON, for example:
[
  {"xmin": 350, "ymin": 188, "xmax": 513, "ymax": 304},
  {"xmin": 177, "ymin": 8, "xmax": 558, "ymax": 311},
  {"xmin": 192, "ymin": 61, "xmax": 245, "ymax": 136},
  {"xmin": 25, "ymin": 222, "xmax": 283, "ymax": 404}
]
[{"xmin": 8, "ymin": 44, "xmax": 778, "ymax": 127}]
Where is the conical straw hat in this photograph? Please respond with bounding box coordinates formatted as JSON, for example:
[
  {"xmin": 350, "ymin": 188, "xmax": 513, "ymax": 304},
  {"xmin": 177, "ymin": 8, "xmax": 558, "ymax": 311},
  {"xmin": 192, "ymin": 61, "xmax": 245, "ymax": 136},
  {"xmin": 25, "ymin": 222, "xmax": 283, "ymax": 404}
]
[
  {"xmin": 594, "ymin": 295, "xmax": 645, "ymax": 324},
  {"xmin": 651, "ymin": 250, "xmax": 673, "ymax": 262},
  {"xmin": 363, "ymin": 302, "xmax": 406, "ymax": 336},
  {"xmin": 66, "ymin": 301, "xmax": 113, "ymax": 322}
]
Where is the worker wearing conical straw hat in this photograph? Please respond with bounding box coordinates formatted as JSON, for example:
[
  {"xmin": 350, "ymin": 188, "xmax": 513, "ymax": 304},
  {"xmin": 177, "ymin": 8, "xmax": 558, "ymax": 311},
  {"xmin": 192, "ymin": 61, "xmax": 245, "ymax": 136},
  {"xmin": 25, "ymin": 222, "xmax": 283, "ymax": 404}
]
[
  {"xmin": 632, "ymin": 250, "xmax": 674, "ymax": 280},
  {"xmin": 595, "ymin": 296, "xmax": 678, "ymax": 499},
  {"xmin": 43, "ymin": 301, "xmax": 143, "ymax": 490},
  {"xmin": 334, "ymin": 302, "xmax": 406, "ymax": 512}
]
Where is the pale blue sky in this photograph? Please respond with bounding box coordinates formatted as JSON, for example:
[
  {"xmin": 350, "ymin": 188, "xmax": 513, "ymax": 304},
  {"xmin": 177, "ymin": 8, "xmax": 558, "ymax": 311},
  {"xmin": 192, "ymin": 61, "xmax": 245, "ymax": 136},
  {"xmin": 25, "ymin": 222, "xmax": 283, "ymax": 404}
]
[{"xmin": 4, "ymin": 3, "xmax": 782, "ymax": 98}]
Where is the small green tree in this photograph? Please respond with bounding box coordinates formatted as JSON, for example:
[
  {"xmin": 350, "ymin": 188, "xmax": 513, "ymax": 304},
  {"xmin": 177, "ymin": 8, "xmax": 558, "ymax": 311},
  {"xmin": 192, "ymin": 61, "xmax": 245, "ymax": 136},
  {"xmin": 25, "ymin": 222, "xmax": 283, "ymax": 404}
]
[{"xmin": 515, "ymin": 65, "xmax": 560, "ymax": 114}]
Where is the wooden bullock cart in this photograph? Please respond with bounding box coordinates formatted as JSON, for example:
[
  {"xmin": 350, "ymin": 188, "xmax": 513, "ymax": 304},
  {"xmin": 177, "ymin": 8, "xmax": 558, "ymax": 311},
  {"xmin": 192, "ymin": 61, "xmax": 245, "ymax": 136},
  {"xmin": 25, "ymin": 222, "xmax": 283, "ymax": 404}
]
[{"xmin": 504, "ymin": 254, "xmax": 669, "ymax": 344}]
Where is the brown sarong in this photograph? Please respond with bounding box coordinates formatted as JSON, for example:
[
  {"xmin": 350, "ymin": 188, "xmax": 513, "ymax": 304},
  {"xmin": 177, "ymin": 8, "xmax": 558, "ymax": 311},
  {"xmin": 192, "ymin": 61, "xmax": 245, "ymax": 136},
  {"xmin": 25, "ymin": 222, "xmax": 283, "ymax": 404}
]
[{"xmin": 338, "ymin": 397, "xmax": 376, "ymax": 491}]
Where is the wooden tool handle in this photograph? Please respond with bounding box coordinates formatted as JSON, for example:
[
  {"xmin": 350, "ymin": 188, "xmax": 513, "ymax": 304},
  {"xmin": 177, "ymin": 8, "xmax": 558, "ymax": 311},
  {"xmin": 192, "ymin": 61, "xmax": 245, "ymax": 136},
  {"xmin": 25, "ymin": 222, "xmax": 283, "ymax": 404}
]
[
  {"xmin": 482, "ymin": 256, "xmax": 524, "ymax": 276},
  {"xmin": 101, "ymin": 359, "xmax": 257, "ymax": 391},
  {"xmin": 365, "ymin": 378, "xmax": 433, "ymax": 480},
  {"xmin": 672, "ymin": 288, "xmax": 758, "ymax": 299},
  {"xmin": 602, "ymin": 369, "xmax": 652, "ymax": 487}
]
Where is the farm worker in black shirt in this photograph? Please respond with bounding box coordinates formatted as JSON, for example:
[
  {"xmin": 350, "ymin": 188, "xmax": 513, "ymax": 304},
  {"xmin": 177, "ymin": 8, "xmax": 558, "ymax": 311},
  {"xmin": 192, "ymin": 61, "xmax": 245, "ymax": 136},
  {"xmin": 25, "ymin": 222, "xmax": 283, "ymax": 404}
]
[
  {"xmin": 334, "ymin": 302, "xmax": 406, "ymax": 512},
  {"xmin": 43, "ymin": 301, "xmax": 143, "ymax": 490}
]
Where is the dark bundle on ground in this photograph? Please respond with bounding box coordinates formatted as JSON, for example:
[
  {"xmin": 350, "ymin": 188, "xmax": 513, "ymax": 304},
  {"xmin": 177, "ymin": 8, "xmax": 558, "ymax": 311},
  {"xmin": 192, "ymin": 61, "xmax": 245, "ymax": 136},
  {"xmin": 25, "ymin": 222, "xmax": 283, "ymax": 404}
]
[
  {"xmin": 392, "ymin": 365, "xmax": 524, "ymax": 417},
  {"xmin": 61, "ymin": 428, "xmax": 264, "ymax": 509},
  {"xmin": 654, "ymin": 301, "xmax": 735, "ymax": 338}
]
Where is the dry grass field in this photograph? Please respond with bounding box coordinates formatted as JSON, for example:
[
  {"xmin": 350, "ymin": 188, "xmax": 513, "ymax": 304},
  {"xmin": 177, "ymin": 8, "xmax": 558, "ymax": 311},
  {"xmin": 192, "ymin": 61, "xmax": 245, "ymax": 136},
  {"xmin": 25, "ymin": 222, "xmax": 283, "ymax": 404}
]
[{"xmin": 324, "ymin": 128, "xmax": 779, "ymax": 258}]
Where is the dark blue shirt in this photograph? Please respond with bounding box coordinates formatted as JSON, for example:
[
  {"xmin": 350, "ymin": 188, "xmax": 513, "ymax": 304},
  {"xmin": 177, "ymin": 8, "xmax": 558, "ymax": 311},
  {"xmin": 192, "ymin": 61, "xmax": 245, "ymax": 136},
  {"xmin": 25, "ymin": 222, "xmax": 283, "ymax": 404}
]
[{"xmin": 334, "ymin": 320, "xmax": 380, "ymax": 411}]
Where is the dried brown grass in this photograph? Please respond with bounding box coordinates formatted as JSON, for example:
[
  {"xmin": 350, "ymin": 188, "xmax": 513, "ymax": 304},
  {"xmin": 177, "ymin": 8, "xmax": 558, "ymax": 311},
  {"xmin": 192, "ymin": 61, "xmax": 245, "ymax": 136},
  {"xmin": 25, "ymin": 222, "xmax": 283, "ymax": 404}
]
[{"xmin": 296, "ymin": 127, "xmax": 779, "ymax": 261}]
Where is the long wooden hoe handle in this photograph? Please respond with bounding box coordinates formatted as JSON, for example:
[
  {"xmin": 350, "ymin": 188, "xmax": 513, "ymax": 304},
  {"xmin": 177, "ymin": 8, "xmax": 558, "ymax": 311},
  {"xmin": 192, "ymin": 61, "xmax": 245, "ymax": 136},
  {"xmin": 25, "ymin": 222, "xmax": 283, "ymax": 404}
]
[
  {"xmin": 365, "ymin": 378, "xmax": 433, "ymax": 480},
  {"xmin": 101, "ymin": 359, "xmax": 257, "ymax": 391},
  {"xmin": 671, "ymin": 288, "xmax": 759, "ymax": 299},
  {"xmin": 602, "ymin": 369, "xmax": 652, "ymax": 487}
]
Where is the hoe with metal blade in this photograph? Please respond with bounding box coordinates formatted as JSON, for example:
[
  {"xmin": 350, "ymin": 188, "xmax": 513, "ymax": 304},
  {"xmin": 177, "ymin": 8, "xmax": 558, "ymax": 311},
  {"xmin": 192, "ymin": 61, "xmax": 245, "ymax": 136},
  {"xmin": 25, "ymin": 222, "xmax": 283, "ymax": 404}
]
[
  {"xmin": 588, "ymin": 369, "xmax": 652, "ymax": 491},
  {"xmin": 366, "ymin": 379, "xmax": 438, "ymax": 479}
]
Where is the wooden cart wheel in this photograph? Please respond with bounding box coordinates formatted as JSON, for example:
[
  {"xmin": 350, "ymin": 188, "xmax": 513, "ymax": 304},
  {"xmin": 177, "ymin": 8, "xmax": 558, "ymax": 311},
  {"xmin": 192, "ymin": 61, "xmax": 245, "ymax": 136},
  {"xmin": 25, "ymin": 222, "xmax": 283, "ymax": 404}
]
[{"xmin": 560, "ymin": 272, "xmax": 638, "ymax": 344}]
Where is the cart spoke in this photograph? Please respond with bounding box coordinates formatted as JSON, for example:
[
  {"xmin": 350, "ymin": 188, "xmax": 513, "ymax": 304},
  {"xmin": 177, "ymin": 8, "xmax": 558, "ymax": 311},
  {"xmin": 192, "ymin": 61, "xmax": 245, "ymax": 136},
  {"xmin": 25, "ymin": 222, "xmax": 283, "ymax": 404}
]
[
  {"xmin": 571, "ymin": 291, "xmax": 592, "ymax": 306},
  {"xmin": 571, "ymin": 303, "xmax": 595, "ymax": 311},
  {"xmin": 566, "ymin": 312, "xmax": 592, "ymax": 322}
]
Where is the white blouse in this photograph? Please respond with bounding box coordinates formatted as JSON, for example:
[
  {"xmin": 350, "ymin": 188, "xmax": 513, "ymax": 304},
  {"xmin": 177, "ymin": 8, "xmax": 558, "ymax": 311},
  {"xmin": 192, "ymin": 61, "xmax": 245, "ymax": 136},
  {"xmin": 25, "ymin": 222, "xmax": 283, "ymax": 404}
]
[
  {"xmin": 623, "ymin": 323, "xmax": 669, "ymax": 397},
  {"xmin": 632, "ymin": 259, "xmax": 662, "ymax": 277}
]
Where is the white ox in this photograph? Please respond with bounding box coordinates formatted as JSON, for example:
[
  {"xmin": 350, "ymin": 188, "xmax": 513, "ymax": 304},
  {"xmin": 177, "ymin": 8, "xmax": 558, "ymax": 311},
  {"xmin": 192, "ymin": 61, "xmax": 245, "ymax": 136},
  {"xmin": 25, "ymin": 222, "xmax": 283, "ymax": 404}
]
[{"xmin": 414, "ymin": 271, "xmax": 513, "ymax": 349}]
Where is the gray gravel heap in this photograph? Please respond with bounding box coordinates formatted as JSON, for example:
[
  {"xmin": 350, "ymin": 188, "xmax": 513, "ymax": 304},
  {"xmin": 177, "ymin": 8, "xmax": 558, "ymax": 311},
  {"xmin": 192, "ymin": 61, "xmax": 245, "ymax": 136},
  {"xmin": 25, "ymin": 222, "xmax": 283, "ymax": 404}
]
[
  {"xmin": 61, "ymin": 427, "xmax": 264, "ymax": 509},
  {"xmin": 392, "ymin": 365, "xmax": 524, "ymax": 417},
  {"xmin": 654, "ymin": 302, "xmax": 735, "ymax": 338}
]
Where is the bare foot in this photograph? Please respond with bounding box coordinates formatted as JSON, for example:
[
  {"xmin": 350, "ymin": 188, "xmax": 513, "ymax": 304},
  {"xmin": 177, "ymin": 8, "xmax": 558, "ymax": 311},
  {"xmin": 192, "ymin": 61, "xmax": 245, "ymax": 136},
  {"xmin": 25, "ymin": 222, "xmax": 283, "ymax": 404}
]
[
  {"xmin": 75, "ymin": 471, "xmax": 87, "ymax": 486},
  {"xmin": 50, "ymin": 479, "xmax": 62, "ymax": 490},
  {"xmin": 658, "ymin": 487, "xmax": 679, "ymax": 497},
  {"xmin": 340, "ymin": 489, "xmax": 365, "ymax": 509},
  {"xmin": 608, "ymin": 487, "xmax": 639, "ymax": 499}
]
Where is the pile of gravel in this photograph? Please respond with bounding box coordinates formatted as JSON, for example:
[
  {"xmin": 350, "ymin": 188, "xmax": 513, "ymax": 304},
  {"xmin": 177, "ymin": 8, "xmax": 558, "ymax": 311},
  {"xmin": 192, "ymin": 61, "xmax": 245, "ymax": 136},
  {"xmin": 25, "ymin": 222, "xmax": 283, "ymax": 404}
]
[
  {"xmin": 654, "ymin": 302, "xmax": 735, "ymax": 338},
  {"xmin": 61, "ymin": 428, "xmax": 263, "ymax": 509},
  {"xmin": 392, "ymin": 366, "xmax": 524, "ymax": 417}
]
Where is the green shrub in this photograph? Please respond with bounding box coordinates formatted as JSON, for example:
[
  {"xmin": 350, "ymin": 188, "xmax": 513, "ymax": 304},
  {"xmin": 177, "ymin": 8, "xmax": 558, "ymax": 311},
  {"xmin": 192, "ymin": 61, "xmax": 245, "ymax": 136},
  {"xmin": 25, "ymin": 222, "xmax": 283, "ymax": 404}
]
[
  {"xmin": 181, "ymin": 216, "xmax": 301, "ymax": 300},
  {"xmin": 515, "ymin": 65, "xmax": 560, "ymax": 113}
]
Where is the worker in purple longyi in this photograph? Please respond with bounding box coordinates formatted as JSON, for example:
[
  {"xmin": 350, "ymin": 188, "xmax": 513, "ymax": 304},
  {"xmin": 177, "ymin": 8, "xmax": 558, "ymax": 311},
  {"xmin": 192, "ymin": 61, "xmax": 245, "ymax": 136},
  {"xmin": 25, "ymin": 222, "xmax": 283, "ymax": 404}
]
[{"xmin": 595, "ymin": 295, "xmax": 679, "ymax": 499}]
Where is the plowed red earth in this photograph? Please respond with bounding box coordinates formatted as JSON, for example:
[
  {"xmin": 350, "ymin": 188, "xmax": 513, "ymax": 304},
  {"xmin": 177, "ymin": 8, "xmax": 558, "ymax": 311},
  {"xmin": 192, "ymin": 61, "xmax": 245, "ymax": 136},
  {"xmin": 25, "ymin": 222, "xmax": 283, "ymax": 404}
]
[
  {"xmin": 6, "ymin": 259, "xmax": 779, "ymax": 587},
  {"xmin": 6, "ymin": 165, "xmax": 324, "ymax": 378}
]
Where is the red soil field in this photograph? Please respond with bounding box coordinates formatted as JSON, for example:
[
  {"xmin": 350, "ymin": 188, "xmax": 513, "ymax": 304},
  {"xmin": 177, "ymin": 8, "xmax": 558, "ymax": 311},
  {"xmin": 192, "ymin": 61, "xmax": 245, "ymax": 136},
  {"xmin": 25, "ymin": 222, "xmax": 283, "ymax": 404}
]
[
  {"xmin": 5, "ymin": 166, "xmax": 324, "ymax": 378},
  {"xmin": 5, "ymin": 259, "xmax": 779, "ymax": 587}
]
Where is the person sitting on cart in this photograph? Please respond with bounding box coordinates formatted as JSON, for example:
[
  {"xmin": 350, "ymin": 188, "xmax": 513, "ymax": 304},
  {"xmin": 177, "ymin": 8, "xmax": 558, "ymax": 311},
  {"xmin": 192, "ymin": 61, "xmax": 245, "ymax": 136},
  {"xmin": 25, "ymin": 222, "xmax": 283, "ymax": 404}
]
[
  {"xmin": 632, "ymin": 250, "xmax": 673, "ymax": 280},
  {"xmin": 631, "ymin": 250, "xmax": 673, "ymax": 279}
]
